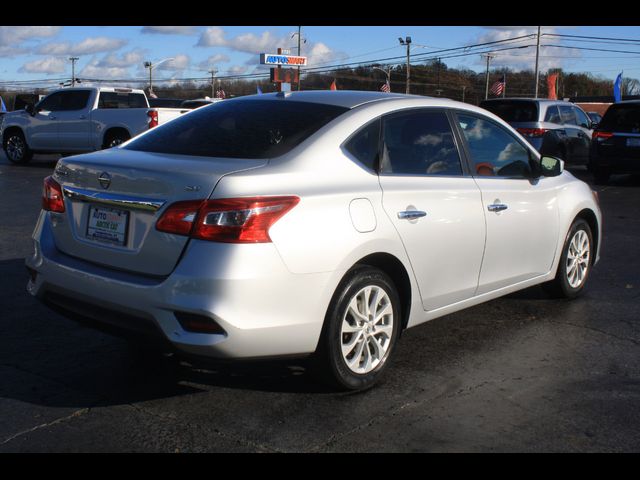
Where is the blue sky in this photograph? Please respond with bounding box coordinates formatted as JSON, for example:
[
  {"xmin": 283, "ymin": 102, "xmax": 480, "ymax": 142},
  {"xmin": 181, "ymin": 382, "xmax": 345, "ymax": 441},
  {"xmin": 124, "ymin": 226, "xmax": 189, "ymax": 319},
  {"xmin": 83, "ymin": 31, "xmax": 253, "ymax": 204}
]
[{"xmin": 1, "ymin": 26, "xmax": 639, "ymax": 87}]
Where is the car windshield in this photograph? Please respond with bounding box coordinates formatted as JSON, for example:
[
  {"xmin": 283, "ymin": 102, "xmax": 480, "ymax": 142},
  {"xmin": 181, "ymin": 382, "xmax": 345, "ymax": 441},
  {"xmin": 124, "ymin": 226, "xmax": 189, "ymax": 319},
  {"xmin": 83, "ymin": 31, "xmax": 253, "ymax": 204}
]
[
  {"xmin": 480, "ymin": 100, "xmax": 539, "ymax": 122},
  {"xmin": 598, "ymin": 104, "xmax": 640, "ymax": 133},
  {"xmin": 125, "ymin": 99, "xmax": 349, "ymax": 159}
]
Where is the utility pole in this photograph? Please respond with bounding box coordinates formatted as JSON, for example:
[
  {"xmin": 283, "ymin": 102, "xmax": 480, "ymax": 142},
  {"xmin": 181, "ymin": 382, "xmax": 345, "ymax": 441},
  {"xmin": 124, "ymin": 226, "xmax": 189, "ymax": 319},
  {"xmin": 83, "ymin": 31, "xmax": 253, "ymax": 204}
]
[
  {"xmin": 436, "ymin": 57, "xmax": 441, "ymax": 93},
  {"xmin": 462, "ymin": 85, "xmax": 467, "ymax": 103},
  {"xmin": 69, "ymin": 57, "xmax": 79, "ymax": 87},
  {"xmin": 297, "ymin": 26, "xmax": 302, "ymax": 91},
  {"xmin": 534, "ymin": 26, "xmax": 541, "ymax": 98},
  {"xmin": 208, "ymin": 68, "xmax": 218, "ymax": 98},
  {"xmin": 399, "ymin": 36, "xmax": 412, "ymax": 94},
  {"xmin": 482, "ymin": 53, "xmax": 495, "ymax": 100}
]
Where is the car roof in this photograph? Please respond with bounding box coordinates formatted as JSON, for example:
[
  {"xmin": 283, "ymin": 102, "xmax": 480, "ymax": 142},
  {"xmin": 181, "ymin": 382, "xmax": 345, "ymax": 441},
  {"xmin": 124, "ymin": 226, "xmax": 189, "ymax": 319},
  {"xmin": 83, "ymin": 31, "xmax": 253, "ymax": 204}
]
[
  {"xmin": 231, "ymin": 90, "xmax": 487, "ymax": 111},
  {"xmin": 481, "ymin": 97, "xmax": 572, "ymax": 104}
]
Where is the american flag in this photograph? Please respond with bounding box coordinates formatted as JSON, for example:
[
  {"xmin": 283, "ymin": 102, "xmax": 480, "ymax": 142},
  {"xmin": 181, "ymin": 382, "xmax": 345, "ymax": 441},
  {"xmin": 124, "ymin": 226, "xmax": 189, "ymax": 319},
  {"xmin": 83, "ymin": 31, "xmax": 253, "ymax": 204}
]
[
  {"xmin": 490, "ymin": 75, "xmax": 505, "ymax": 96},
  {"xmin": 148, "ymin": 88, "xmax": 158, "ymax": 99},
  {"xmin": 380, "ymin": 80, "xmax": 390, "ymax": 93},
  {"xmin": 215, "ymin": 89, "xmax": 226, "ymax": 99}
]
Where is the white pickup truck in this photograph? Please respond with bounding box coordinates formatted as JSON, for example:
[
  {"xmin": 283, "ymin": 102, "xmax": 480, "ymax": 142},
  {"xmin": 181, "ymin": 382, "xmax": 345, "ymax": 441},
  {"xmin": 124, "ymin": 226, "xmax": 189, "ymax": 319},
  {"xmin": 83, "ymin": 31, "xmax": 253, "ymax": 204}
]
[{"xmin": 0, "ymin": 87, "xmax": 188, "ymax": 164}]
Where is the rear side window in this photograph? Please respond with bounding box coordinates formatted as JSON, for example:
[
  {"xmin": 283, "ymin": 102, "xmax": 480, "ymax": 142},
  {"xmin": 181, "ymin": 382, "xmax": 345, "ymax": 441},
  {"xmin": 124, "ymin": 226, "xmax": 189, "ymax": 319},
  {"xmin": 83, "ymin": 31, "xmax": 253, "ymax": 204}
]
[
  {"xmin": 380, "ymin": 110, "xmax": 463, "ymax": 176},
  {"xmin": 599, "ymin": 104, "xmax": 640, "ymax": 133},
  {"xmin": 98, "ymin": 92, "xmax": 147, "ymax": 109},
  {"xmin": 480, "ymin": 101, "xmax": 538, "ymax": 122},
  {"xmin": 544, "ymin": 105, "xmax": 561, "ymax": 123},
  {"xmin": 125, "ymin": 99, "xmax": 349, "ymax": 159},
  {"xmin": 344, "ymin": 119, "xmax": 380, "ymax": 171},
  {"xmin": 559, "ymin": 105, "xmax": 577, "ymax": 125}
]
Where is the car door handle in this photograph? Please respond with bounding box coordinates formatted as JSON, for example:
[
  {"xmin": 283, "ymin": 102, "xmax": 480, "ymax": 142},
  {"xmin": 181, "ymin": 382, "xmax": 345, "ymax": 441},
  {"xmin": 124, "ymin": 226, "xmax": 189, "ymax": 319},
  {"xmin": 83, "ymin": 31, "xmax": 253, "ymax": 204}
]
[
  {"xmin": 488, "ymin": 203, "xmax": 508, "ymax": 212},
  {"xmin": 397, "ymin": 210, "xmax": 427, "ymax": 220}
]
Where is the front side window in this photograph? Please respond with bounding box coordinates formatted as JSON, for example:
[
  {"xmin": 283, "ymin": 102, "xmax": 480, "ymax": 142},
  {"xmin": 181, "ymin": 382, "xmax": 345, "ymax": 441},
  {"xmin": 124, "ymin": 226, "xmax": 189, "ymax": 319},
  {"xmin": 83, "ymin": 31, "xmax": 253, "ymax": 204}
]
[
  {"xmin": 37, "ymin": 92, "xmax": 65, "ymax": 112},
  {"xmin": 573, "ymin": 107, "xmax": 591, "ymax": 129},
  {"xmin": 125, "ymin": 99, "xmax": 349, "ymax": 159},
  {"xmin": 457, "ymin": 113, "xmax": 533, "ymax": 178},
  {"xmin": 379, "ymin": 110, "xmax": 463, "ymax": 176}
]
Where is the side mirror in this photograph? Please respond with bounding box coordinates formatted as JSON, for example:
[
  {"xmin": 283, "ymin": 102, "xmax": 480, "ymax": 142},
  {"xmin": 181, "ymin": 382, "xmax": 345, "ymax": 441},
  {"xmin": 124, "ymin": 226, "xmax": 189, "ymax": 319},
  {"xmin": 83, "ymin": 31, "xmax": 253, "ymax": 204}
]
[
  {"xmin": 590, "ymin": 121, "xmax": 599, "ymax": 130},
  {"xmin": 24, "ymin": 104, "xmax": 34, "ymax": 115},
  {"xmin": 539, "ymin": 155, "xmax": 564, "ymax": 177}
]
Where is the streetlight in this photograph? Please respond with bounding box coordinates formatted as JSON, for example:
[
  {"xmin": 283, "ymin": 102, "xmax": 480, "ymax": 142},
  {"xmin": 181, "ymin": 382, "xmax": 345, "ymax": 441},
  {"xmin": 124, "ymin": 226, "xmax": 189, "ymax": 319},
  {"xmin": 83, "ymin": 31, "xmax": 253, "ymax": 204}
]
[
  {"xmin": 372, "ymin": 66, "xmax": 391, "ymax": 92},
  {"xmin": 291, "ymin": 26, "xmax": 307, "ymax": 91},
  {"xmin": 143, "ymin": 57, "xmax": 174, "ymax": 97},
  {"xmin": 69, "ymin": 57, "xmax": 79, "ymax": 87},
  {"xmin": 398, "ymin": 36, "xmax": 412, "ymax": 94}
]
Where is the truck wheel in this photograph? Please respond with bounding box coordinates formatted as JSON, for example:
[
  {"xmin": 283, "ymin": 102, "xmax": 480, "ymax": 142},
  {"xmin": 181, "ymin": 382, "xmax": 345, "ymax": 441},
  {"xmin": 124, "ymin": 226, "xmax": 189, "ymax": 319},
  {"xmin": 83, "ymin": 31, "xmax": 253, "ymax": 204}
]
[
  {"xmin": 3, "ymin": 131, "xmax": 33, "ymax": 164},
  {"xmin": 103, "ymin": 131, "xmax": 130, "ymax": 149}
]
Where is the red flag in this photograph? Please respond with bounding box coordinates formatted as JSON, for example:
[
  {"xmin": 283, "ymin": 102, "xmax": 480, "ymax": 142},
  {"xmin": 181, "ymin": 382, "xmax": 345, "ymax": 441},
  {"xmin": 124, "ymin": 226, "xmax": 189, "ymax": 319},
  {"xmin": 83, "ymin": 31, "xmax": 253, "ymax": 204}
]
[
  {"xmin": 330, "ymin": 80, "xmax": 337, "ymax": 91},
  {"xmin": 547, "ymin": 73, "xmax": 559, "ymax": 100}
]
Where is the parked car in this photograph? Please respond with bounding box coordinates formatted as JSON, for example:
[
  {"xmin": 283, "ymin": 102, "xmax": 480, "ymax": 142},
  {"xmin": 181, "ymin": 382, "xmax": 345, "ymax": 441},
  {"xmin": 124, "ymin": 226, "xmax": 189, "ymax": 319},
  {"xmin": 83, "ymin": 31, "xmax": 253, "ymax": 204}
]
[
  {"xmin": 26, "ymin": 91, "xmax": 602, "ymax": 390},
  {"xmin": 590, "ymin": 100, "xmax": 640, "ymax": 183},
  {"xmin": 587, "ymin": 111, "xmax": 603, "ymax": 126},
  {"xmin": 0, "ymin": 87, "xmax": 187, "ymax": 164},
  {"xmin": 480, "ymin": 98, "xmax": 595, "ymax": 166},
  {"xmin": 180, "ymin": 98, "xmax": 223, "ymax": 109}
]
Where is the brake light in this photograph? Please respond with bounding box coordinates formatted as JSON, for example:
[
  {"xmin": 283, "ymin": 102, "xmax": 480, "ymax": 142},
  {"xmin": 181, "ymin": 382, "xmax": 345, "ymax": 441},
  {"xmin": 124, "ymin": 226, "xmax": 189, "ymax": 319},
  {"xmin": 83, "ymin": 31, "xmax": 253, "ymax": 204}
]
[
  {"xmin": 156, "ymin": 200, "xmax": 203, "ymax": 236},
  {"xmin": 42, "ymin": 176, "xmax": 65, "ymax": 213},
  {"xmin": 516, "ymin": 128, "xmax": 548, "ymax": 138},
  {"xmin": 156, "ymin": 196, "xmax": 300, "ymax": 243},
  {"xmin": 593, "ymin": 131, "xmax": 614, "ymax": 140},
  {"xmin": 147, "ymin": 110, "xmax": 159, "ymax": 129}
]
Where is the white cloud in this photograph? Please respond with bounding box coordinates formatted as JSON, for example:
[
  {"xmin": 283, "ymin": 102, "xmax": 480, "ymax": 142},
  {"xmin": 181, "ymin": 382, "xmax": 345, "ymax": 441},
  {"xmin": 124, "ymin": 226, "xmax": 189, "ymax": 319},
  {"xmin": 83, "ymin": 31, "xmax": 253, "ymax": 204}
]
[
  {"xmin": 197, "ymin": 27, "xmax": 226, "ymax": 47},
  {"xmin": 157, "ymin": 54, "xmax": 190, "ymax": 71},
  {"xmin": 472, "ymin": 27, "xmax": 580, "ymax": 72},
  {"xmin": 38, "ymin": 37, "xmax": 127, "ymax": 56},
  {"xmin": 227, "ymin": 65, "xmax": 248, "ymax": 75},
  {"xmin": 142, "ymin": 26, "xmax": 198, "ymax": 35},
  {"xmin": 20, "ymin": 57, "xmax": 67, "ymax": 74},
  {"xmin": 99, "ymin": 49, "xmax": 146, "ymax": 68},
  {"xmin": 198, "ymin": 54, "xmax": 231, "ymax": 70},
  {"xmin": 79, "ymin": 57, "xmax": 130, "ymax": 79},
  {"xmin": 0, "ymin": 26, "xmax": 61, "ymax": 47}
]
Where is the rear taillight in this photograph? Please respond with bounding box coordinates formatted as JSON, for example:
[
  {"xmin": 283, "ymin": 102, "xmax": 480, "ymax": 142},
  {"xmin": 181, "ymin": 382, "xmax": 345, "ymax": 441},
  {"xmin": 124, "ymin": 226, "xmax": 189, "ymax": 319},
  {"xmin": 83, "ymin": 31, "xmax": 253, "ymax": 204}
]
[
  {"xmin": 42, "ymin": 176, "xmax": 65, "ymax": 213},
  {"xmin": 516, "ymin": 128, "xmax": 548, "ymax": 138},
  {"xmin": 147, "ymin": 110, "xmax": 159, "ymax": 129},
  {"xmin": 156, "ymin": 196, "xmax": 299, "ymax": 243},
  {"xmin": 593, "ymin": 131, "xmax": 614, "ymax": 140}
]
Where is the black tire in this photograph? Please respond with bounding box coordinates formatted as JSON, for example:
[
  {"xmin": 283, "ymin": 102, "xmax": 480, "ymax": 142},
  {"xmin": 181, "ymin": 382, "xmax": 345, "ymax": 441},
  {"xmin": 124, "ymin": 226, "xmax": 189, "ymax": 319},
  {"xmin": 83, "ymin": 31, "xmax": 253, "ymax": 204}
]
[
  {"xmin": 3, "ymin": 130, "xmax": 33, "ymax": 164},
  {"xmin": 102, "ymin": 131, "xmax": 130, "ymax": 149},
  {"xmin": 312, "ymin": 265, "xmax": 401, "ymax": 391},
  {"xmin": 543, "ymin": 219, "xmax": 594, "ymax": 299}
]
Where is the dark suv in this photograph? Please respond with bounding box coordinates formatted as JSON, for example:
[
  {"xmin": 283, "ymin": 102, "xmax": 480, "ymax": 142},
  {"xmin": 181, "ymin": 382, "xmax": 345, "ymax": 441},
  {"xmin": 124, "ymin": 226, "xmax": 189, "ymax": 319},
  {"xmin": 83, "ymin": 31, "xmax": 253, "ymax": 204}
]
[
  {"xmin": 590, "ymin": 100, "xmax": 640, "ymax": 183},
  {"xmin": 480, "ymin": 98, "xmax": 595, "ymax": 166}
]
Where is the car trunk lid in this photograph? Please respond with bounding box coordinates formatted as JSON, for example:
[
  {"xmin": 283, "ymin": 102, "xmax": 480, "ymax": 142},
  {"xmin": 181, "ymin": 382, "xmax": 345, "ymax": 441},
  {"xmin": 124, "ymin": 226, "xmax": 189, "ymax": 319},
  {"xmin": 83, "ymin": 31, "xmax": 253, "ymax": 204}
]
[{"xmin": 50, "ymin": 148, "xmax": 267, "ymax": 276}]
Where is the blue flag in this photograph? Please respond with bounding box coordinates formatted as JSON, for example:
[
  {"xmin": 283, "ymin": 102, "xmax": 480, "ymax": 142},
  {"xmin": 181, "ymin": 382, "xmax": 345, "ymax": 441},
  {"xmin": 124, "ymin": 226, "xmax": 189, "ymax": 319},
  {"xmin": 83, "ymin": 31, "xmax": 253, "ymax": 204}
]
[
  {"xmin": 256, "ymin": 86, "xmax": 262, "ymax": 95},
  {"xmin": 0, "ymin": 96, "xmax": 6, "ymax": 112},
  {"xmin": 614, "ymin": 72, "xmax": 623, "ymax": 103}
]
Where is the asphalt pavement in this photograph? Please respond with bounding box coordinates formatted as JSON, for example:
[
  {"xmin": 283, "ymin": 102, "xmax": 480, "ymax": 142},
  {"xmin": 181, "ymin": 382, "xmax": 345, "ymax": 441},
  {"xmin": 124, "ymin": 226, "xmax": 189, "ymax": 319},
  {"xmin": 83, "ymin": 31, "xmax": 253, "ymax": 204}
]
[{"xmin": 1, "ymin": 152, "xmax": 639, "ymax": 452}]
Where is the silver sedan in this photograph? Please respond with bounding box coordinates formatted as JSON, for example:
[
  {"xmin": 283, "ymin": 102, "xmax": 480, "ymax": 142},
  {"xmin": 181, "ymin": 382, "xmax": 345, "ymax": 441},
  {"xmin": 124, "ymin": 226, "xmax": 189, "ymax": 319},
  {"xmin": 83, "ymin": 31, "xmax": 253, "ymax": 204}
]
[{"xmin": 27, "ymin": 91, "xmax": 602, "ymax": 390}]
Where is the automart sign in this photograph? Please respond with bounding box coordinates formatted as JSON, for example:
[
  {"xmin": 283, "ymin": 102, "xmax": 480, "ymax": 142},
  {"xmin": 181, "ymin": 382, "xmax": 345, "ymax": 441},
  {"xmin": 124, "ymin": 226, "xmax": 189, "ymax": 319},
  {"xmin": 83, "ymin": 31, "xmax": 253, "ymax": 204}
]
[{"xmin": 260, "ymin": 54, "xmax": 308, "ymax": 66}]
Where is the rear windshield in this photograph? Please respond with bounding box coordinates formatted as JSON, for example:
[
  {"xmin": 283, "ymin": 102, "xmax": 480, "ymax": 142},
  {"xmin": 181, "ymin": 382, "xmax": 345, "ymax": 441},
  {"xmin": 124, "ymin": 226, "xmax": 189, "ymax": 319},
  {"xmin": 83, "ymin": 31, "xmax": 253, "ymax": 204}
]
[
  {"xmin": 599, "ymin": 103, "xmax": 640, "ymax": 133},
  {"xmin": 98, "ymin": 92, "xmax": 148, "ymax": 109},
  {"xmin": 480, "ymin": 100, "xmax": 539, "ymax": 122},
  {"xmin": 124, "ymin": 99, "xmax": 350, "ymax": 159}
]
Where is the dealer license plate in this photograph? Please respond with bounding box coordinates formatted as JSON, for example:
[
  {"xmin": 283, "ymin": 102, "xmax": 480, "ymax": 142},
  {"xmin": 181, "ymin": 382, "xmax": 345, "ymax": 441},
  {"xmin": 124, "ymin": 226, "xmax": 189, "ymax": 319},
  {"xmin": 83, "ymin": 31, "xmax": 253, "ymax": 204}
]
[
  {"xmin": 627, "ymin": 138, "xmax": 640, "ymax": 147},
  {"xmin": 86, "ymin": 206, "xmax": 129, "ymax": 246}
]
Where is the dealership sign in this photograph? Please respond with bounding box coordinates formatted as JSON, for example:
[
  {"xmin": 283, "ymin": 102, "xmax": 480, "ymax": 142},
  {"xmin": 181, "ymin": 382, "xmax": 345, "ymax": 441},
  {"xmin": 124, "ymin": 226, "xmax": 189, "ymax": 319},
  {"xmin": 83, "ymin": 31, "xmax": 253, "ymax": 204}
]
[{"xmin": 260, "ymin": 54, "xmax": 307, "ymax": 66}]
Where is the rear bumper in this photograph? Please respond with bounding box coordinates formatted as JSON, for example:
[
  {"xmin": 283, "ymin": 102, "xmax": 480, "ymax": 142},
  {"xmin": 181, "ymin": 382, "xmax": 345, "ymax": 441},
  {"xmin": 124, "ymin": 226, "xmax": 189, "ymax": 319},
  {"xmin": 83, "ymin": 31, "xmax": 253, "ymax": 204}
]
[{"xmin": 26, "ymin": 211, "xmax": 338, "ymax": 359}]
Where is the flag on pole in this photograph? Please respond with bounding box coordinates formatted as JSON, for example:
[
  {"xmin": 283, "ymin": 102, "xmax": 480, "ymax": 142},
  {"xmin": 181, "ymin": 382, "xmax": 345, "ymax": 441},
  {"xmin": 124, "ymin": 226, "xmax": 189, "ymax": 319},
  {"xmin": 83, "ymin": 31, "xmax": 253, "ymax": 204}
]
[
  {"xmin": 547, "ymin": 72, "xmax": 559, "ymax": 100},
  {"xmin": 148, "ymin": 88, "xmax": 158, "ymax": 99},
  {"xmin": 216, "ymin": 89, "xmax": 226, "ymax": 99},
  {"xmin": 329, "ymin": 79, "xmax": 337, "ymax": 91},
  {"xmin": 0, "ymin": 96, "xmax": 7, "ymax": 112},
  {"xmin": 489, "ymin": 75, "xmax": 505, "ymax": 96},
  {"xmin": 256, "ymin": 86, "xmax": 262, "ymax": 95},
  {"xmin": 614, "ymin": 72, "xmax": 623, "ymax": 103},
  {"xmin": 380, "ymin": 80, "xmax": 390, "ymax": 93}
]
